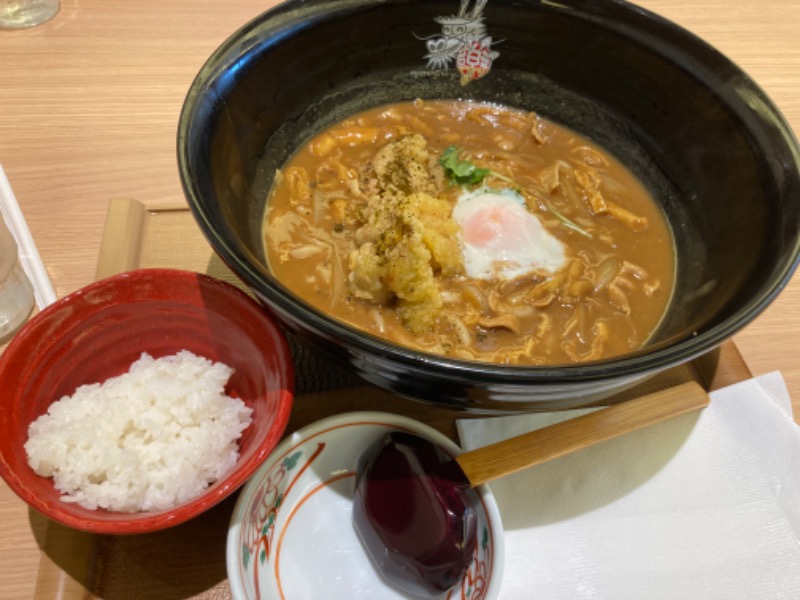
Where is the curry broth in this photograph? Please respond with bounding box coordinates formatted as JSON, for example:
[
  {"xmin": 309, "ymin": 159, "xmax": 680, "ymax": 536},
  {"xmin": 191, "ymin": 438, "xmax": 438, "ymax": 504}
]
[{"xmin": 263, "ymin": 100, "xmax": 675, "ymax": 365}]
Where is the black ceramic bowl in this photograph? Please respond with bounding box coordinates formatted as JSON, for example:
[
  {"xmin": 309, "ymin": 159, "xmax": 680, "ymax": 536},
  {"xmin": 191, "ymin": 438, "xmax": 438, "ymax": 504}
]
[{"xmin": 178, "ymin": 0, "xmax": 800, "ymax": 412}]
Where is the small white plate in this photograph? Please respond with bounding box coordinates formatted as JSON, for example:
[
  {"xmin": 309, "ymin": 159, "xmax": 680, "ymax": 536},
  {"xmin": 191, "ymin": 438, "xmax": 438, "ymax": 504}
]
[{"xmin": 227, "ymin": 411, "xmax": 504, "ymax": 599}]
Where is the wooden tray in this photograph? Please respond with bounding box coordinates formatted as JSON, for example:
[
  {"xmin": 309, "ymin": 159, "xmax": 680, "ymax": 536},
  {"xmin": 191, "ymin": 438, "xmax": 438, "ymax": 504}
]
[{"xmin": 34, "ymin": 198, "xmax": 753, "ymax": 599}]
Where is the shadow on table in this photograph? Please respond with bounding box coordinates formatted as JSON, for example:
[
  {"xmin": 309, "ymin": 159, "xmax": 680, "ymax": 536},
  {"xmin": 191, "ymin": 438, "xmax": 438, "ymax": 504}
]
[{"xmin": 30, "ymin": 493, "xmax": 238, "ymax": 599}]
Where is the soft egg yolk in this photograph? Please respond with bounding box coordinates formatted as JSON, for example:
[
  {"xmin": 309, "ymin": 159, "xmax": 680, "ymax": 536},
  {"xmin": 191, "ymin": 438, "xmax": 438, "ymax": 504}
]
[
  {"xmin": 460, "ymin": 200, "xmax": 531, "ymax": 249},
  {"xmin": 453, "ymin": 191, "xmax": 567, "ymax": 280}
]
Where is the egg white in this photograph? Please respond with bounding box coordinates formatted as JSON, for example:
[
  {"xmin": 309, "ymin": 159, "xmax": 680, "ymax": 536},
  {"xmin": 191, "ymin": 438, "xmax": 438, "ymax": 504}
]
[{"xmin": 453, "ymin": 189, "xmax": 567, "ymax": 280}]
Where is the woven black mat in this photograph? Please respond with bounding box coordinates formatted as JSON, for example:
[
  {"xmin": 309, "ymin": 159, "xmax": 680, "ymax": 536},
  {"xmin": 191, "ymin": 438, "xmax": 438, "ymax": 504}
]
[{"xmin": 285, "ymin": 333, "xmax": 363, "ymax": 394}]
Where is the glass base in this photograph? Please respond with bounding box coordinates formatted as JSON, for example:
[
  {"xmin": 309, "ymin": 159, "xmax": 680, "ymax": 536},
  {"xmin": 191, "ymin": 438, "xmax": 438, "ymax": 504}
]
[{"xmin": 0, "ymin": 0, "xmax": 59, "ymax": 29}]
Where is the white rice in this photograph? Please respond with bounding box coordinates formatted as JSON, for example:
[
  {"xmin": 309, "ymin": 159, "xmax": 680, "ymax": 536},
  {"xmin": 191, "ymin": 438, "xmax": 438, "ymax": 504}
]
[{"xmin": 24, "ymin": 350, "xmax": 253, "ymax": 513}]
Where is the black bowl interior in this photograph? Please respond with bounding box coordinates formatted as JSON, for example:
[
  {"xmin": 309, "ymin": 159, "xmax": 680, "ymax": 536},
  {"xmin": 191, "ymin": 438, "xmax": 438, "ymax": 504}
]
[{"xmin": 178, "ymin": 0, "xmax": 800, "ymax": 409}]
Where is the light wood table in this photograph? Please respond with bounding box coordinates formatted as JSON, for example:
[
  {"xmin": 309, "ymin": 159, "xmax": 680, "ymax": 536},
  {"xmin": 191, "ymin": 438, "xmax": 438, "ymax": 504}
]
[{"xmin": 1, "ymin": 1, "xmax": 799, "ymax": 598}]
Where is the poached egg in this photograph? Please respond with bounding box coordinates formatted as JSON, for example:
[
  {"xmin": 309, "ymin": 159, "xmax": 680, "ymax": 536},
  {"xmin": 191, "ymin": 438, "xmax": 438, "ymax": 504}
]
[{"xmin": 453, "ymin": 189, "xmax": 567, "ymax": 280}]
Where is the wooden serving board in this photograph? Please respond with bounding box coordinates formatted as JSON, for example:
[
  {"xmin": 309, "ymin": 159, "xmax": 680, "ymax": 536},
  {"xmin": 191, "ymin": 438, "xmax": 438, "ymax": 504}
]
[{"xmin": 33, "ymin": 198, "xmax": 752, "ymax": 599}]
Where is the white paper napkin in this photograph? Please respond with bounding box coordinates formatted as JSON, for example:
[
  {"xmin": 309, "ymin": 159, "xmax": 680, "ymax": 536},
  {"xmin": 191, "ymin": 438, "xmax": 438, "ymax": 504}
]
[{"xmin": 457, "ymin": 372, "xmax": 800, "ymax": 600}]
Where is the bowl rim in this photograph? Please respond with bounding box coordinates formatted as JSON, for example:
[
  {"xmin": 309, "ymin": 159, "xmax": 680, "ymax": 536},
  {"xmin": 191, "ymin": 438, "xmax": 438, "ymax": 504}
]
[
  {"xmin": 226, "ymin": 410, "xmax": 505, "ymax": 600},
  {"xmin": 0, "ymin": 268, "xmax": 295, "ymax": 534},
  {"xmin": 177, "ymin": 0, "xmax": 800, "ymax": 385}
]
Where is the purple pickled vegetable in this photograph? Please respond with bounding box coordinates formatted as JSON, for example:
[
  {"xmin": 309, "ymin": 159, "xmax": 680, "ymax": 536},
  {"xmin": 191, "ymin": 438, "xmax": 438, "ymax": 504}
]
[{"xmin": 353, "ymin": 431, "xmax": 477, "ymax": 597}]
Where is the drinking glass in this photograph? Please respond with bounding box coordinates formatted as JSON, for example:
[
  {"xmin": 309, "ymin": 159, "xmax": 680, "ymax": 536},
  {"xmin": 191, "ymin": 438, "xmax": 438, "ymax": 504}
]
[
  {"xmin": 0, "ymin": 0, "xmax": 59, "ymax": 29},
  {"xmin": 0, "ymin": 213, "xmax": 34, "ymax": 339}
]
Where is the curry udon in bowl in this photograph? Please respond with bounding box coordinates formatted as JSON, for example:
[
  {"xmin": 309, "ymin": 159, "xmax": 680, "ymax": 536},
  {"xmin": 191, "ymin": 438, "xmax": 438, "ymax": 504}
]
[
  {"xmin": 178, "ymin": 0, "xmax": 800, "ymax": 411},
  {"xmin": 265, "ymin": 100, "xmax": 675, "ymax": 366}
]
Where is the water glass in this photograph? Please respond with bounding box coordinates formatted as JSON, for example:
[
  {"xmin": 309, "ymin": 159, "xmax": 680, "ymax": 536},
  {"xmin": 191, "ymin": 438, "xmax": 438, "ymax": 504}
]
[
  {"xmin": 0, "ymin": 213, "xmax": 34, "ymax": 339},
  {"xmin": 0, "ymin": 0, "xmax": 59, "ymax": 29}
]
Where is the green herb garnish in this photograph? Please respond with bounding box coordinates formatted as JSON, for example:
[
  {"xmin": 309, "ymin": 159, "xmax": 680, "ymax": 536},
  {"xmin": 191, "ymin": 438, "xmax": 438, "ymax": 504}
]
[
  {"xmin": 542, "ymin": 201, "xmax": 593, "ymax": 239},
  {"xmin": 439, "ymin": 145, "xmax": 593, "ymax": 239},
  {"xmin": 439, "ymin": 146, "xmax": 492, "ymax": 186}
]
